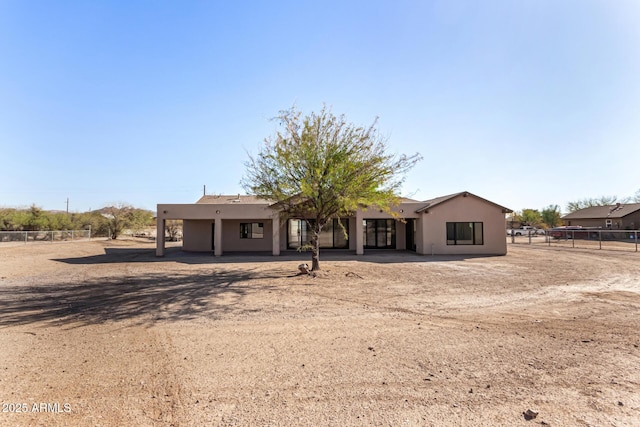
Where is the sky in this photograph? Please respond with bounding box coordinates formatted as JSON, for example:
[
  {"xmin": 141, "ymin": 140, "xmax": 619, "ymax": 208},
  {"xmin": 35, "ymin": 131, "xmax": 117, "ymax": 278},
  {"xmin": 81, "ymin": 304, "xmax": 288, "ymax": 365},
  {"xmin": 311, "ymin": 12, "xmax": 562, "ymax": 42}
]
[{"xmin": 1, "ymin": 0, "xmax": 639, "ymax": 214}]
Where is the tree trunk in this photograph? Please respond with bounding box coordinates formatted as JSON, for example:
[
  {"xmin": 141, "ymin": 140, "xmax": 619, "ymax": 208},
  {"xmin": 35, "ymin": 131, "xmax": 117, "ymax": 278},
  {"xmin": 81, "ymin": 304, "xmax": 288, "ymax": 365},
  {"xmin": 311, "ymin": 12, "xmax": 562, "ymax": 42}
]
[{"xmin": 311, "ymin": 234, "xmax": 320, "ymax": 271}]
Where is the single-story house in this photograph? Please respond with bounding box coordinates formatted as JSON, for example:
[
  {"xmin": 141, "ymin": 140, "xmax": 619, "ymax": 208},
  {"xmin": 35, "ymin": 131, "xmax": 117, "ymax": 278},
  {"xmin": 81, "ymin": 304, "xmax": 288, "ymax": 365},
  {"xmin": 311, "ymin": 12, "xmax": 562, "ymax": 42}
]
[
  {"xmin": 562, "ymin": 203, "xmax": 640, "ymax": 229},
  {"xmin": 156, "ymin": 191, "xmax": 512, "ymax": 257}
]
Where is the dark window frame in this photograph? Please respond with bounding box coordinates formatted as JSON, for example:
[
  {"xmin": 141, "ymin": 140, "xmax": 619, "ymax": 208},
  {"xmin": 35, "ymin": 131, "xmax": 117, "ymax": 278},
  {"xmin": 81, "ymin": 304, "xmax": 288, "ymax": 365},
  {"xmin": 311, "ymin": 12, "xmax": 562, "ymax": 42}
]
[
  {"xmin": 446, "ymin": 222, "xmax": 484, "ymax": 245},
  {"xmin": 240, "ymin": 222, "xmax": 264, "ymax": 239}
]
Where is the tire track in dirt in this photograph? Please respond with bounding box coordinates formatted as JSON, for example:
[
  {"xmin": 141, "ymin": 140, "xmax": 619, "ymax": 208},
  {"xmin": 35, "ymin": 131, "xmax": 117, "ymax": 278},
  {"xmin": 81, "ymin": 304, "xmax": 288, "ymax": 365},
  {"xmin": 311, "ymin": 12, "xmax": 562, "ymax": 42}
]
[{"xmin": 0, "ymin": 323, "xmax": 188, "ymax": 427}]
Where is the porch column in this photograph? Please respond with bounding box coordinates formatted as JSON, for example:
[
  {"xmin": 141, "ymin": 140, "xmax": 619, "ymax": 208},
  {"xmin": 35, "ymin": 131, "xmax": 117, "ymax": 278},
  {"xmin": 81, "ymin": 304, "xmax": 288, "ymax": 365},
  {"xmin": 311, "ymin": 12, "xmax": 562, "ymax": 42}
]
[
  {"xmin": 156, "ymin": 217, "xmax": 165, "ymax": 256},
  {"xmin": 355, "ymin": 209, "xmax": 364, "ymax": 255},
  {"xmin": 214, "ymin": 219, "xmax": 223, "ymax": 256},
  {"xmin": 272, "ymin": 211, "xmax": 280, "ymax": 256},
  {"xmin": 415, "ymin": 215, "xmax": 426, "ymax": 255}
]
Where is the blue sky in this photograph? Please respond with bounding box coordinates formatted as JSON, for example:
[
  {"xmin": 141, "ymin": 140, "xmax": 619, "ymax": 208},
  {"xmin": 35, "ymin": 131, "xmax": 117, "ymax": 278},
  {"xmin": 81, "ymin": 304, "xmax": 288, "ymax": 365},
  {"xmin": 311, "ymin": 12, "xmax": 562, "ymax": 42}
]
[{"xmin": 1, "ymin": 1, "xmax": 639, "ymax": 214}]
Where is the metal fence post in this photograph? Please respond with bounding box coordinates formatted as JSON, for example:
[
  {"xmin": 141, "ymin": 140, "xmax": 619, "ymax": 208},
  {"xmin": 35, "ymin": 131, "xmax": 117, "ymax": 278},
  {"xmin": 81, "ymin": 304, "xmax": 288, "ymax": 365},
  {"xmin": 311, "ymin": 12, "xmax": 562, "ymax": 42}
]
[
  {"xmin": 572, "ymin": 230, "xmax": 575, "ymax": 248},
  {"xmin": 24, "ymin": 231, "xmax": 27, "ymax": 244},
  {"xmin": 599, "ymin": 230, "xmax": 602, "ymax": 250},
  {"xmin": 636, "ymin": 231, "xmax": 638, "ymax": 252},
  {"xmin": 528, "ymin": 231, "xmax": 532, "ymax": 245}
]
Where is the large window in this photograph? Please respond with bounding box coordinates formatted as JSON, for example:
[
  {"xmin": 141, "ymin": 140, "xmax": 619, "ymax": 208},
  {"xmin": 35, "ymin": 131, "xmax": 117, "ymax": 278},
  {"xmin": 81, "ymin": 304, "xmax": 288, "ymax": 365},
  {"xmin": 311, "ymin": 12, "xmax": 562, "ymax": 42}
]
[
  {"xmin": 364, "ymin": 219, "xmax": 396, "ymax": 249},
  {"xmin": 240, "ymin": 222, "xmax": 264, "ymax": 239},
  {"xmin": 287, "ymin": 219, "xmax": 349, "ymax": 249},
  {"xmin": 446, "ymin": 222, "xmax": 483, "ymax": 245}
]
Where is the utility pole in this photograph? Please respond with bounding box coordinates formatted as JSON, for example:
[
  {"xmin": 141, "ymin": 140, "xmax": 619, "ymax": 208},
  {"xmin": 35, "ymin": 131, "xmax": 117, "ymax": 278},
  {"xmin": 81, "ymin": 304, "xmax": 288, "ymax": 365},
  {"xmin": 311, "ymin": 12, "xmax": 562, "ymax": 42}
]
[
  {"xmin": 203, "ymin": 185, "xmax": 206, "ymax": 196},
  {"xmin": 66, "ymin": 197, "xmax": 69, "ymax": 214}
]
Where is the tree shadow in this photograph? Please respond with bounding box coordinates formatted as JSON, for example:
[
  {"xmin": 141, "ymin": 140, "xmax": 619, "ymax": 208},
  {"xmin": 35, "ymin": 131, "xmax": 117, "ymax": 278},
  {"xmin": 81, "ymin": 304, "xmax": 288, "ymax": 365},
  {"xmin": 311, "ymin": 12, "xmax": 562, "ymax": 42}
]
[
  {"xmin": 53, "ymin": 247, "xmax": 502, "ymax": 266},
  {"xmin": 0, "ymin": 269, "xmax": 280, "ymax": 329}
]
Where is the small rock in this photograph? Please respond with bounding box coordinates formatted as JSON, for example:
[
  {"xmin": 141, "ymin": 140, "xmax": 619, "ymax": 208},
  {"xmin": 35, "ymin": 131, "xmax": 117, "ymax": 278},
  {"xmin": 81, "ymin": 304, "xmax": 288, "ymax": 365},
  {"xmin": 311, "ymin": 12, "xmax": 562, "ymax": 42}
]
[
  {"xmin": 523, "ymin": 409, "xmax": 538, "ymax": 420},
  {"xmin": 618, "ymin": 401, "xmax": 624, "ymax": 406},
  {"xmin": 298, "ymin": 264, "xmax": 310, "ymax": 274}
]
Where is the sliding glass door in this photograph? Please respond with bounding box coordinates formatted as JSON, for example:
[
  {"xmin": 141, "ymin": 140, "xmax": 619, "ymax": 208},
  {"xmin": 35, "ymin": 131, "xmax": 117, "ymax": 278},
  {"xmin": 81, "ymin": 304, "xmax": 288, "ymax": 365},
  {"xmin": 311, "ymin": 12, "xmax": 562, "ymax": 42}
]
[
  {"xmin": 363, "ymin": 219, "xmax": 396, "ymax": 249},
  {"xmin": 287, "ymin": 219, "xmax": 349, "ymax": 249}
]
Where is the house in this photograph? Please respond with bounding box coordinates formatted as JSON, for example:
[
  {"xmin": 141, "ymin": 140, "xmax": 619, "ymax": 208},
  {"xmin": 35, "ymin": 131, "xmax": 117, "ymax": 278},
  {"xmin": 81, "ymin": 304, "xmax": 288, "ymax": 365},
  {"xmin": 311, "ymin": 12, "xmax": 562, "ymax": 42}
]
[
  {"xmin": 562, "ymin": 203, "xmax": 640, "ymax": 230},
  {"xmin": 156, "ymin": 191, "xmax": 512, "ymax": 257}
]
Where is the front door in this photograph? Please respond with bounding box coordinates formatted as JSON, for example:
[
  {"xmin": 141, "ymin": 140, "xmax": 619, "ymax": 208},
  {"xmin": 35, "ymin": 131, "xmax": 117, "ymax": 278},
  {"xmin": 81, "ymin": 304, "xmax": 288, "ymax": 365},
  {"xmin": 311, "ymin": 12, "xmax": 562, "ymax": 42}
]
[{"xmin": 405, "ymin": 219, "xmax": 416, "ymax": 251}]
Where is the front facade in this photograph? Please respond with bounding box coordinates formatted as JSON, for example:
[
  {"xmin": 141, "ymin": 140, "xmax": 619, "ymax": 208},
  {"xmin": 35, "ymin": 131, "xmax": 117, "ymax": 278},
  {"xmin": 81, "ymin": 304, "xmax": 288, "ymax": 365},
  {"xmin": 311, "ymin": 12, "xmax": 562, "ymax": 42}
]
[
  {"xmin": 156, "ymin": 191, "xmax": 512, "ymax": 257},
  {"xmin": 562, "ymin": 203, "xmax": 640, "ymax": 230}
]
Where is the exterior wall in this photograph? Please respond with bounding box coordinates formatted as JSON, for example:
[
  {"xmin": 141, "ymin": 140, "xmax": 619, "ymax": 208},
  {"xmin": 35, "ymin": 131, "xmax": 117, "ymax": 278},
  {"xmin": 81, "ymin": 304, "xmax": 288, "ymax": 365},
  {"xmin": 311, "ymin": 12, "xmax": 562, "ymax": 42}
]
[
  {"xmin": 395, "ymin": 221, "xmax": 406, "ymax": 250},
  {"xmin": 415, "ymin": 217, "xmax": 424, "ymax": 254},
  {"xmin": 279, "ymin": 218, "xmax": 288, "ymax": 252},
  {"xmin": 183, "ymin": 220, "xmax": 213, "ymax": 252},
  {"xmin": 222, "ymin": 219, "xmax": 273, "ymax": 252},
  {"xmin": 420, "ymin": 195, "xmax": 507, "ymax": 255},
  {"xmin": 566, "ymin": 218, "xmax": 608, "ymax": 228},
  {"xmin": 624, "ymin": 212, "xmax": 640, "ymax": 229},
  {"xmin": 358, "ymin": 203, "xmax": 422, "ymax": 251},
  {"xmin": 348, "ymin": 217, "xmax": 357, "ymax": 251},
  {"xmin": 566, "ymin": 213, "xmax": 640, "ymax": 229},
  {"xmin": 159, "ymin": 196, "xmax": 509, "ymax": 256},
  {"xmin": 158, "ymin": 203, "xmax": 273, "ymax": 220},
  {"xmin": 182, "ymin": 219, "xmax": 274, "ymax": 252}
]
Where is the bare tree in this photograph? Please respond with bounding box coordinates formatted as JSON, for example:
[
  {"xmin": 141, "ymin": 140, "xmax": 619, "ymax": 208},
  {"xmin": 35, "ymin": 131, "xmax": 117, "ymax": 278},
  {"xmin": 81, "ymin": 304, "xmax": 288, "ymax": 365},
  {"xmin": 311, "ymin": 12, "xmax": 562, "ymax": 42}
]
[
  {"xmin": 165, "ymin": 220, "xmax": 182, "ymax": 241},
  {"xmin": 566, "ymin": 195, "xmax": 622, "ymax": 213}
]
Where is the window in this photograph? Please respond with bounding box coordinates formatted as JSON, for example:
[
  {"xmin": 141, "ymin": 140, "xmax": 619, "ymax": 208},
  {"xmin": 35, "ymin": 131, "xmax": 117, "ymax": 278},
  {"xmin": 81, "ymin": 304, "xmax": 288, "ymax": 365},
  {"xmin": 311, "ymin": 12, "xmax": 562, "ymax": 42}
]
[
  {"xmin": 446, "ymin": 222, "xmax": 483, "ymax": 245},
  {"xmin": 240, "ymin": 222, "xmax": 264, "ymax": 239},
  {"xmin": 286, "ymin": 219, "xmax": 349, "ymax": 249}
]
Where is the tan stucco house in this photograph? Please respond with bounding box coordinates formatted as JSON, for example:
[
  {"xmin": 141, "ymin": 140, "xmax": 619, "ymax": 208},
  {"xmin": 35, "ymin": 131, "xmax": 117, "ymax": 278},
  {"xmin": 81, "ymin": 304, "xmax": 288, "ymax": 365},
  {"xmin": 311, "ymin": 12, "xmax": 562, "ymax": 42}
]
[{"xmin": 156, "ymin": 191, "xmax": 512, "ymax": 257}]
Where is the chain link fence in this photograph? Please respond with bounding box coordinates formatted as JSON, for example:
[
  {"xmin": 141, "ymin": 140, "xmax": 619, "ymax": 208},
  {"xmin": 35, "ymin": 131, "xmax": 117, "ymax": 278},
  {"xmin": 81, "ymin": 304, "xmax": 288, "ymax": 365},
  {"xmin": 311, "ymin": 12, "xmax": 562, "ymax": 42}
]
[
  {"xmin": 508, "ymin": 229, "xmax": 639, "ymax": 252},
  {"xmin": 0, "ymin": 229, "xmax": 91, "ymax": 245}
]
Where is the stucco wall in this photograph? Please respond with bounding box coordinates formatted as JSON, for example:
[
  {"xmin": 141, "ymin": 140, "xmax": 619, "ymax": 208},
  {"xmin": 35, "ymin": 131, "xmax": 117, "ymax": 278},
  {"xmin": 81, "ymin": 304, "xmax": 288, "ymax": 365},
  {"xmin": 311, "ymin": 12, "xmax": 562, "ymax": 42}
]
[
  {"xmin": 183, "ymin": 219, "xmax": 274, "ymax": 252},
  {"xmin": 161, "ymin": 196, "xmax": 509, "ymax": 256},
  {"xmin": 183, "ymin": 220, "xmax": 213, "ymax": 252},
  {"xmin": 348, "ymin": 217, "xmax": 357, "ymax": 251},
  {"xmin": 420, "ymin": 195, "xmax": 507, "ymax": 255},
  {"xmin": 222, "ymin": 219, "xmax": 273, "ymax": 252}
]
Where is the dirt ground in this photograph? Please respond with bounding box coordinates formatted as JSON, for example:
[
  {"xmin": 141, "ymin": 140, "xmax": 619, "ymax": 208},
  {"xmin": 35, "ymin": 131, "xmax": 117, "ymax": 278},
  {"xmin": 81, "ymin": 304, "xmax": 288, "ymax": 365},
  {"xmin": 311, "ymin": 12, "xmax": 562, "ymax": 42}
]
[{"xmin": 0, "ymin": 240, "xmax": 638, "ymax": 426}]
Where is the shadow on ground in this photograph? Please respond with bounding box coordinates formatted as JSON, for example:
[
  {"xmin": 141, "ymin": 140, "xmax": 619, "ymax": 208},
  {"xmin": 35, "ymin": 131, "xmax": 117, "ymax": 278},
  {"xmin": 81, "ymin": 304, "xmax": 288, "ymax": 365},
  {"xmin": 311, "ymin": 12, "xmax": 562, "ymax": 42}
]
[
  {"xmin": 0, "ymin": 268, "xmax": 281, "ymax": 328},
  {"xmin": 53, "ymin": 246, "xmax": 499, "ymax": 265}
]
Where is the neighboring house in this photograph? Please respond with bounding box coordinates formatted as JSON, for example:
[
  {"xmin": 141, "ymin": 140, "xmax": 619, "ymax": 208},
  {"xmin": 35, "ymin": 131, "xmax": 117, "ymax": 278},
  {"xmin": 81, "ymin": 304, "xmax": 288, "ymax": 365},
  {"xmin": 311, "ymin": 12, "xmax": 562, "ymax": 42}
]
[
  {"xmin": 562, "ymin": 203, "xmax": 640, "ymax": 230},
  {"xmin": 156, "ymin": 191, "xmax": 512, "ymax": 257}
]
